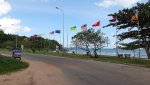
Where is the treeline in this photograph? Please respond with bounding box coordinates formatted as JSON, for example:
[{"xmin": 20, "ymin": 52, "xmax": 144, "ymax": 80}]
[{"xmin": 0, "ymin": 30, "xmax": 61, "ymax": 51}]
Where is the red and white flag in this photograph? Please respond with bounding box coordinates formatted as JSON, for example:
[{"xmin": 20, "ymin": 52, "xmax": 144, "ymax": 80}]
[
  {"xmin": 92, "ymin": 21, "xmax": 100, "ymax": 27},
  {"xmin": 81, "ymin": 24, "xmax": 87, "ymax": 30}
]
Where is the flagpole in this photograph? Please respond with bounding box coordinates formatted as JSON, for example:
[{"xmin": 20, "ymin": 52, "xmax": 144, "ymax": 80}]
[
  {"xmin": 33, "ymin": 37, "xmax": 35, "ymax": 48},
  {"xmin": 60, "ymin": 33, "xmax": 61, "ymax": 48},
  {"xmin": 138, "ymin": 21, "xmax": 140, "ymax": 59},
  {"xmin": 116, "ymin": 24, "xmax": 118, "ymax": 56},
  {"xmin": 67, "ymin": 29, "xmax": 68, "ymax": 50},
  {"xmin": 40, "ymin": 37, "xmax": 42, "ymax": 50},
  {"xmin": 49, "ymin": 34, "xmax": 51, "ymax": 50},
  {"xmin": 137, "ymin": 10, "xmax": 141, "ymax": 59},
  {"xmin": 100, "ymin": 21, "xmax": 102, "ymax": 56}
]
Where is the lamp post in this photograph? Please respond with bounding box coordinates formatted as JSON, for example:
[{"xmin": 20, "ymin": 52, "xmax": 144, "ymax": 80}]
[
  {"xmin": 56, "ymin": 7, "xmax": 65, "ymax": 52},
  {"xmin": 12, "ymin": 24, "xmax": 18, "ymax": 49}
]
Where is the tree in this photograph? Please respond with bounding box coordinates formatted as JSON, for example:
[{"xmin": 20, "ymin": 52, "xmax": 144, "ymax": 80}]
[
  {"xmin": 72, "ymin": 29, "xmax": 109, "ymax": 58},
  {"xmin": 72, "ymin": 29, "xmax": 91, "ymax": 56},
  {"xmin": 105, "ymin": 2, "xmax": 150, "ymax": 59},
  {"xmin": 119, "ymin": 43, "xmax": 139, "ymax": 58},
  {"xmin": 0, "ymin": 30, "xmax": 4, "ymax": 34},
  {"xmin": 89, "ymin": 30, "xmax": 109, "ymax": 58}
]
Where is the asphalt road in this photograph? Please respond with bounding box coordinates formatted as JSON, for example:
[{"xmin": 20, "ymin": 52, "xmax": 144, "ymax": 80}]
[{"xmin": 21, "ymin": 53, "xmax": 150, "ymax": 85}]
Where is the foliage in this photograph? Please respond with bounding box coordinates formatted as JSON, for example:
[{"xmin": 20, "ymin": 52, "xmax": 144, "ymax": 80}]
[
  {"xmin": 0, "ymin": 30, "xmax": 61, "ymax": 51},
  {"xmin": 119, "ymin": 43, "xmax": 139, "ymax": 50},
  {"xmin": 72, "ymin": 29, "xmax": 109, "ymax": 57},
  {"xmin": 105, "ymin": 1, "xmax": 150, "ymax": 59}
]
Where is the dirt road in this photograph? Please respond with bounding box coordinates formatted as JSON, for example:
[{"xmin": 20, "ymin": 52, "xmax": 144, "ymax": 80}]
[
  {"xmin": 0, "ymin": 59, "xmax": 73, "ymax": 85},
  {"xmin": 1, "ymin": 53, "xmax": 150, "ymax": 85}
]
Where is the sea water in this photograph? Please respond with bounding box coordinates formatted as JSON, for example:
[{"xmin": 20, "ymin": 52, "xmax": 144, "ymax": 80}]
[{"xmin": 68, "ymin": 48, "xmax": 147, "ymax": 59}]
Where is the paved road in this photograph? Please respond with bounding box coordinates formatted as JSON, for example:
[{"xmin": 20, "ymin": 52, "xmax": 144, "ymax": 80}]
[{"xmin": 20, "ymin": 53, "xmax": 150, "ymax": 85}]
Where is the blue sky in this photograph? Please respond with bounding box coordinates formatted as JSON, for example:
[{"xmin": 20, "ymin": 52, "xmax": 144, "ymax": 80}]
[{"xmin": 0, "ymin": 0, "xmax": 148, "ymax": 48}]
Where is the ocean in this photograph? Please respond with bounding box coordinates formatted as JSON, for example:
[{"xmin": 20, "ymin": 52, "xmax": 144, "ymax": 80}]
[{"xmin": 68, "ymin": 48, "xmax": 147, "ymax": 59}]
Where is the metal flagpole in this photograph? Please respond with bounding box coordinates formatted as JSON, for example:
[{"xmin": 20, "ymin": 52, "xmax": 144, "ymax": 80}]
[
  {"xmin": 49, "ymin": 34, "xmax": 51, "ymax": 50},
  {"xmin": 100, "ymin": 21, "xmax": 102, "ymax": 56},
  {"xmin": 137, "ymin": 11, "xmax": 141, "ymax": 59},
  {"xmin": 116, "ymin": 25, "xmax": 118, "ymax": 56},
  {"xmin": 60, "ymin": 32, "xmax": 61, "ymax": 47},
  {"xmin": 138, "ymin": 21, "xmax": 141, "ymax": 59},
  {"xmin": 67, "ymin": 29, "xmax": 68, "ymax": 49},
  {"xmin": 16, "ymin": 34, "xmax": 18, "ymax": 48}
]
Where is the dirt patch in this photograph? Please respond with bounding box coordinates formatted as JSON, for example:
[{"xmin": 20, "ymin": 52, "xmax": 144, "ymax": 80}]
[{"xmin": 0, "ymin": 59, "xmax": 73, "ymax": 85}]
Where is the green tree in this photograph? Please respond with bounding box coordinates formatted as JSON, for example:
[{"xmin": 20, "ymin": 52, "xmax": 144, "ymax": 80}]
[
  {"xmin": 119, "ymin": 43, "xmax": 139, "ymax": 58},
  {"xmin": 105, "ymin": 2, "xmax": 150, "ymax": 59},
  {"xmin": 0, "ymin": 29, "xmax": 4, "ymax": 34},
  {"xmin": 72, "ymin": 29, "xmax": 108, "ymax": 57}
]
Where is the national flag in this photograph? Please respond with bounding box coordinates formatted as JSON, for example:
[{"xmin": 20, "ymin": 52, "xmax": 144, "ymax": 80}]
[
  {"xmin": 131, "ymin": 13, "xmax": 138, "ymax": 22},
  {"xmin": 55, "ymin": 30, "xmax": 61, "ymax": 34},
  {"xmin": 109, "ymin": 17, "xmax": 117, "ymax": 23},
  {"xmin": 70, "ymin": 26, "xmax": 77, "ymax": 31},
  {"xmin": 24, "ymin": 37, "xmax": 29, "ymax": 41},
  {"xmin": 90, "ymin": 28, "xmax": 94, "ymax": 32},
  {"xmin": 31, "ymin": 35, "xmax": 37, "ymax": 38},
  {"xmin": 37, "ymin": 34, "xmax": 44, "ymax": 38},
  {"xmin": 28, "ymin": 36, "xmax": 34, "ymax": 40},
  {"xmin": 81, "ymin": 24, "xmax": 87, "ymax": 30},
  {"xmin": 49, "ymin": 31, "xmax": 54, "ymax": 35},
  {"xmin": 92, "ymin": 21, "xmax": 100, "ymax": 27},
  {"xmin": 33, "ymin": 34, "xmax": 44, "ymax": 38}
]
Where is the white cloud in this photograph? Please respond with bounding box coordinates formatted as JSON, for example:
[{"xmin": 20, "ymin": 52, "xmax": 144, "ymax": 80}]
[
  {"xmin": 0, "ymin": 0, "xmax": 31, "ymax": 34},
  {"xmin": 95, "ymin": 0, "xmax": 140, "ymax": 8},
  {"xmin": 0, "ymin": 17, "xmax": 21, "ymax": 34},
  {"xmin": 0, "ymin": 0, "xmax": 11, "ymax": 16},
  {"xmin": 23, "ymin": 26, "xmax": 31, "ymax": 32},
  {"xmin": 0, "ymin": 17, "xmax": 31, "ymax": 34}
]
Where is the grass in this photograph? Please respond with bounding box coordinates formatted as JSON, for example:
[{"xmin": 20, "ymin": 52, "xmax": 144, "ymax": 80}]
[
  {"xmin": 2, "ymin": 49, "xmax": 150, "ymax": 68},
  {"xmin": 0, "ymin": 55, "xmax": 29, "ymax": 74},
  {"xmin": 95, "ymin": 56, "xmax": 150, "ymax": 68},
  {"xmin": 26, "ymin": 50, "xmax": 150, "ymax": 68}
]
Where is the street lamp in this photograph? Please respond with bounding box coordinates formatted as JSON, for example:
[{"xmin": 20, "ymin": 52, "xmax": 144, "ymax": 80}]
[
  {"xmin": 11, "ymin": 24, "xmax": 18, "ymax": 49},
  {"xmin": 56, "ymin": 7, "xmax": 65, "ymax": 52}
]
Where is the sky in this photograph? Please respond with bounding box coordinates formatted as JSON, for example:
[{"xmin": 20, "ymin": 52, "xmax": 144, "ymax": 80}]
[{"xmin": 0, "ymin": 0, "xmax": 148, "ymax": 48}]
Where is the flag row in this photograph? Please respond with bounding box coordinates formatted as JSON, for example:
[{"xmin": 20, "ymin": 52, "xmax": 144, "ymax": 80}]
[
  {"xmin": 49, "ymin": 21, "xmax": 101, "ymax": 34},
  {"xmin": 51, "ymin": 12, "xmax": 137, "ymax": 33}
]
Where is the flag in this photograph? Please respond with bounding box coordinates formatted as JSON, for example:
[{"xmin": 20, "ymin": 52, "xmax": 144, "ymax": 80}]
[
  {"xmin": 49, "ymin": 31, "xmax": 54, "ymax": 35},
  {"xmin": 109, "ymin": 17, "xmax": 117, "ymax": 23},
  {"xmin": 55, "ymin": 30, "xmax": 61, "ymax": 34},
  {"xmin": 37, "ymin": 34, "xmax": 44, "ymax": 38},
  {"xmin": 31, "ymin": 35, "xmax": 37, "ymax": 38},
  {"xmin": 92, "ymin": 21, "xmax": 100, "ymax": 27},
  {"xmin": 24, "ymin": 37, "xmax": 29, "ymax": 41},
  {"xmin": 90, "ymin": 28, "xmax": 94, "ymax": 32},
  {"xmin": 131, "ymin": 13, "xmax": 138, "ymax": 22},
  {"xmin": 70, "ymin": 26, "xmax": 77, "ymax": 31},
  {"xmin": 81, "ymin": 24, "xmax": 87, "ymax": 30}
]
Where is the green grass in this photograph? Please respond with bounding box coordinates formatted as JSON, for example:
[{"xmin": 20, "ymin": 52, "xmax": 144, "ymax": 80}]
[
  {"xmin": 26, "ymin": 50, "xmax": 150, "ymax": 68},
  {"xmin": 95, "ymin": 56, "xmax": 150, "ymax": 68},
  {"xmin": 0, "ymin": 55, "xmax": 29, "ymax": 74}
]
